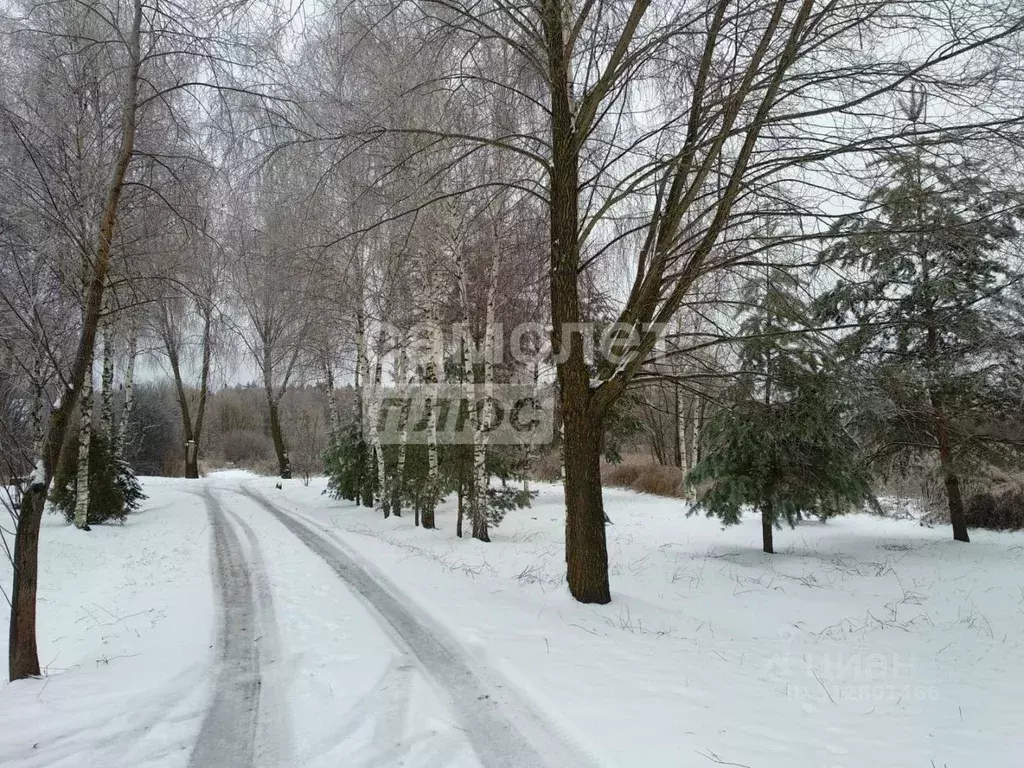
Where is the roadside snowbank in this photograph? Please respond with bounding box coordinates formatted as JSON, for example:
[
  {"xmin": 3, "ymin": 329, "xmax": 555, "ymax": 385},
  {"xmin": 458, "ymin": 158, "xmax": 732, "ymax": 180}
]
[{"xmin": 0, "ymin": 479, "xmax": 214, "ymax": 767}]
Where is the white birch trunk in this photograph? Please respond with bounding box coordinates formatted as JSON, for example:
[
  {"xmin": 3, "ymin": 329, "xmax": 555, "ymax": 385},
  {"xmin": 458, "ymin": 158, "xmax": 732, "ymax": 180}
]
[
  {"xmin": 472, "ymin": 239, "xmax": 500, "ymax": 540},
  {"xmin": 425, "ymin": 270, "xmax": 442, "ymax": 496},
  {"xmin": 393, "ymin": 351, "xmax": 410, "ymax": 515},
  {"xmin": 354, "ymin": 245, "xmax": 382, "ymax": 510},
  {"xmin": 455, "ymin": 222, "xmax": 482, "ymax": 534},
  {"xmin": 100, "ymin": 315, "xmax": 115, "ymax": 442},
  {"xmin": 411, "ymin": 262, "xmax": 443, "ymax": 527},
  {"xmin": 355, "ymin": 302, "xmax": 368, "ymax": 438},
  {"xmin": 693, "ymin": 397, "xmax": 705, "ymax": 466},
  {"xmin": 323, "ymin": 357, "xmax": 341, "ymax": 439},
  {"xmin": 31, "ymin": 338, "xmax": 46, "ymax": 459},
  {"xmin": 116, "ymin": 326, "xmax": 139, "ymax": 455},
  {"xmin": 685, "ymin": 399, "xmax": 697, "ymax": 473},
  {"xmin": 679, "ymin": 396, "xmax": 696, "ymax": 498},
  {"xmin": 74, "ymin": 347, "xmax": 95, "ymax": 529},
  {"xmin": 369, "ymin": 351, "xmax": 387, "ymax": 515}
]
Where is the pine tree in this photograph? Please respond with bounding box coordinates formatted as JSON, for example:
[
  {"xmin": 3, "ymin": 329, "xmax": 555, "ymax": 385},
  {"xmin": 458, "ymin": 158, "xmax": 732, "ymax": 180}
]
[
  {"xmin": 51, "ymin": 430, "xmax": 143, "ymax": 526},
  {"xmin": 688, "ymin": 265, "xmax": 871, "ymax": 553},
  {"xmin": 324, "ymin": 420, "xmax": 374, "ymax": 504},
  {"xmin": 817, "ymin": 142, "xmax": 1024, "ymax": 542}
]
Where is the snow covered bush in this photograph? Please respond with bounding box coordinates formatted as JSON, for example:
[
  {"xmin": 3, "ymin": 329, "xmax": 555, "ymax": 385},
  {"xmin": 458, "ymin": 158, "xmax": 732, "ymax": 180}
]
[{"xmin": 965, "ymin": 488, "xmax": 1024, "ymax": 531}]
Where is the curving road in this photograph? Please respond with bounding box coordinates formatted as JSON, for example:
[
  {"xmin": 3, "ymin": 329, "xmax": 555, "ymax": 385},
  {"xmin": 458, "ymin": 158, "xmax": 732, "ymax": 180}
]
[{"xmin": 188, "ymin": 480, "xmax": 595, "ymax": 768}]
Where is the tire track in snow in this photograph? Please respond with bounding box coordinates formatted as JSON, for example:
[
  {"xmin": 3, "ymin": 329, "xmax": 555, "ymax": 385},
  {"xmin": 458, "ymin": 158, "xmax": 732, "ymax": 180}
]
[
  {"xmin": 189, "ymin": 490, "xmax": 261, "ymax": 768},
  {"xmin": 222, "ymin": 507, "xmax": 294, "ymax": 767},
  {"xmin": 241, "ymin": 486, "xmax": 598, "ymax": 768}
]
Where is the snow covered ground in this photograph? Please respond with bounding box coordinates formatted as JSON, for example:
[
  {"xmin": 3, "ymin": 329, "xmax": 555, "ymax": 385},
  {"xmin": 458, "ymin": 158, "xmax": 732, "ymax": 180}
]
[
  {"xmin": 2, "ymin": 472, "xmax": 1023, "ymax": 767},
  {"xmin": 0, "ymin": 478, "xmax": 214, "ymax": 767}
]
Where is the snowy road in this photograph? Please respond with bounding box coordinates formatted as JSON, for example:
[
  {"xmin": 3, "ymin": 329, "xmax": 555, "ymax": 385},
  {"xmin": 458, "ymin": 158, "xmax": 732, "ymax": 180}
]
[
  {"xmin": 189, "ymin": 491, "xmax": 261, "ymax": 768},
  {"xmin": 184, "ymin": 479, "xmax": 595, "ymax": 768},
  {"xmin": 189, "ymin": 489, "xmax": 294, "ymax": 768},
  {"xmin": 235, "ymin": 485, "xmax": 594, "ymax": 768}
]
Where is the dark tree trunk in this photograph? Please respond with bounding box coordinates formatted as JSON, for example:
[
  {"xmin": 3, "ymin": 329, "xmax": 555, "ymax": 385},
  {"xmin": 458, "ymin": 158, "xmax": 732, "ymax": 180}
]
[
  {"xmin": 421, "ymin": 479, "xmax": 436, "ymax": 529},
  {"xmin": 762, "ymin": 504, "xmax": 775, "ymax": 554},
  {"xmin": 267, "ymin": 397, "xmax": 291, "ymax": 479},
  {"xmin": 472, "ymin": 493, "xmax": 490, "ymax": 542},
  {"xmin": 931, "ymin": 393, "xmax": 969, "ymax": 542},
  {"xmin": 456, "ymin": 483, "xmax": 464, "ymax": 538},
  {"xmin": 166, "ymin": 305, "xmax": 210, "ymax": 480},
  {"xmin": 562, "ymin": 408, "xmax": 611, "ymax": 604},
  {"xmin": 546, "ymin": 26, "xmax": 611, "ymax": 601},
  {"xmin": 9, "ymin": 487, "xmax": 44, "ymax": 679},
  {"xmin": 696, "ymin": 398, "xmax": 707, "ymax": 463},
  {"xmin": 673, "ymin": 387, "xmax": 683, "ymax": 468},
  {"xmin": 546, "ymin": 38, "xmax": 614, "ymax": 597},
  {"xmin": 359, "ymin": 443, "xmax": 373, "ymax": 508},
  {"xmin": 184, "ymin": 441, "xmax": 199, "ymax": 479}
]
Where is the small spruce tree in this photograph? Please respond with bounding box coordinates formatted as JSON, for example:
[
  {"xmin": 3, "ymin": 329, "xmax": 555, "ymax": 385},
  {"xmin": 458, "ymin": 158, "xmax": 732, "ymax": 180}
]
[
  {"xmin": 688, "ymin": 265, "xmax": 871, "ymax": 553},
  {"xmin": 51, "ymin": 431, "xmax": 144, "ymax": 525}
]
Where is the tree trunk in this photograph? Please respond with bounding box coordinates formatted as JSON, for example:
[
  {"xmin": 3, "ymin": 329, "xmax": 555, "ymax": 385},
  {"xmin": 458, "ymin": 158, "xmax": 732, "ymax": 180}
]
[
  {"xmin": 456, "ymin": 481, "xmax": 464, "ymax": 538},
  {"xmin": 931, "ymin": 392, "xmax": 969, "ymax": 542},
  {"xmin": 762, "ymin": 503, "xmax": 775, "ymax": 554},
  {"xmin": 184, "ymin": 441, "xmax": 199, "ymax": 480},
  {"xmin": 31, "ymin": 339, "xmax": 46, "ymax": 458},
  {"xmin": 267, "ymin": 396, "xmax": 291, "ymax": 479},
  {"xmin": 100, "ymin": 314, "xmax": 115, "ymax": 441},
  {"xmin": 545, "ymin": 3, "xmax": 612, "ymax": 601},
  {"xmin": 165, "ymin": 304, "xmax": 210, "ymax": 479},
  {"xmin": 421, "ymin": 380, "xmax": 438, "ymax": 528},
  {"xmin": 192, "ymin": 308, "xmax": 212, "ymax": 473},
  {"xmin": 523, "ymin": 358, "xmax": 540, "ymax": 496},
  {"xmin": 695, "ymin": 397, "xmax": 706, "ymax": 464},
  {"xmin": 392, "ymin": 353, "xmax": 410, "ymax": 517},
  {"xmin": 673, "ymin": 387, "xmax": 683, "ymax": 469},
  {"xmin": 9, "ymin": 486, "xmax": 44, "ymax": 678},
  {"xmin": 354, "ymin": 246, "xmax": 379, "ymax": 510},
  {"xmin": 456, "ymin": 230, "xmax": 488, "ymax": 540},
  {"xmin": 116, "ymin": 325, "xmax": 138, "ymax": 455},
  {"xmin": 685, "ymin": 398, "xmax": 697, "ymax": 473},
  {"xmin": 471, "ymin": 262, "xmax": 498, "ymax": 542},
  {"xmin": 73, "ymin": 348, "xmax": 95, "ymax": 530},
  {"xmin": 421, "ymin": 269, "xmax": 442, "ymax": 530},
  {"xmin": 370, "ymin": 357, "xmax": 388, "ymax": 517},
  {"xmin": 562, "ymin": 408, "xmax": 610, "ymax": 603},
  {"xmin": 323, "ymin": 358, "xmax": 341, "ymax": 437}
]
